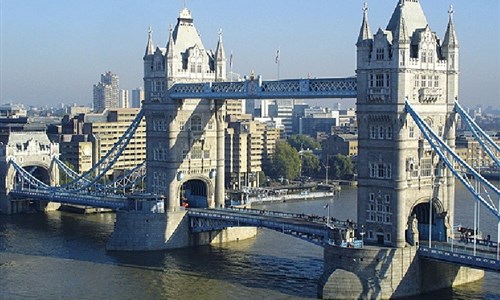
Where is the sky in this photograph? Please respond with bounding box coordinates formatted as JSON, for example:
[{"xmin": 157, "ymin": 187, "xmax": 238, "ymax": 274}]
[{"xmin": 1, "ymin": 0, "xmax": 499, "ymax": 109}]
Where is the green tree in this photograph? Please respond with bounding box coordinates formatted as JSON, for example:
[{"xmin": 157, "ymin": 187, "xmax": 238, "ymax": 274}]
[
  {"xmin": 265, "ymin": 140, "xmax": 301, "ymax": 180},
  {"xmin": 287, "ymin": 134, "xmax": 321, "ymax": 152},
  {"xmin": 328, "ymin": 154, "xmax": 354, "ymax": 180},
  {"xmin": 301, "ymin": 152, "xmax": 321, "ymax": 178}
]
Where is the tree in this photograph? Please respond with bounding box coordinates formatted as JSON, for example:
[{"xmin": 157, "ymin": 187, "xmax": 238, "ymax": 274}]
[
  {"xmin": 328, "ymin": 154, "xmax": 354, "ymax": 180},
  {"xmin": 264, "ymin": 140, "xmax": 301, "ymax": 180},
  {"xmin": 287, "ymin": 134, "xmax": 321, "ymax": 152},
  {"xmin": 301, "ymin": 152, "xmax": 321, "ymax": 178}
]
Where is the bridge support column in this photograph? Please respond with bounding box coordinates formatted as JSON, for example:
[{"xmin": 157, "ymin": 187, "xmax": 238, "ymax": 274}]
[
  {"xmin": 215, "ymin": 100, "xmax": 225, "ymax": 208},
  {"xmin": 318, "ymin": 245, "xmax": 484, "ymax": 299}
]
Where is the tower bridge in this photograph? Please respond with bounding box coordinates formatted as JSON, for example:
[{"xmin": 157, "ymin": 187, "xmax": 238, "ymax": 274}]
[{"xmin": 1, "ymin": 0, "xmax": 499, "ymax": 298}]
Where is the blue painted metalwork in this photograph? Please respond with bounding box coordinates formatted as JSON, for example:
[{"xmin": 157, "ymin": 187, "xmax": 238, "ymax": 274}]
[
  {"xmin": 188, "ymin": 207, "xmax": 354, "ymax": 246},
  {"xmin": 57, "ymin": 108, "xmax": 145, "ymax": 192},
  {"xmin": 405, "ymin": 101, "xmax": 500, "ymax": 220},
  {"xmin": 455, "ymin": 101, "xmax": 500, "ymax": 168},
  {"xmin": 168, "ymin": 77, "xmax": 357, "ymax": 100},
  {"xmin": 9, "ymin": 160, "xmax": 50, "ymax": 190},
  {"xmin": 9, "ymin": 190, "xmax": 128, "ymax": 210},
  {"xmin": 419, "ymin": 246, "xmax": 499, "ymax": 272}
]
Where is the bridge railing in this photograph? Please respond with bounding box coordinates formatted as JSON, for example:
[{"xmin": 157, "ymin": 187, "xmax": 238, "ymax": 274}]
[{"xmin": 419, "ymin": 246, "xmax": 499, "ymax": 272}]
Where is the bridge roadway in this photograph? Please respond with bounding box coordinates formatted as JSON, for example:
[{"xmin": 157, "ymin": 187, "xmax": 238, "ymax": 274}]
[{"xmin": 188, "ymin": 207, "xmax": 354, "ymax": 246}]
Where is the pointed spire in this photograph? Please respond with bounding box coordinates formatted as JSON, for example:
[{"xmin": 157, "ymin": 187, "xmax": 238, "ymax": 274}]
[
  {"xmin": 357, "ymin": 2, "xmax": 372, "ymax": 45},
  {"xmin": 393, "ymin": 7, "xmax": 409, "ymax": 44},
  {"xmin": 443, "ymin": 4, "xmax": 459, "ymax": 48},
  {"xmin": 145, "ymin": 26, "xmax": 155, "ymax": 56},
  {"xmin": 166, "ymin": 25, "xmax": 175, "ymax": 57},
  {"xmin": 215, "ymin": 28, "xmax": 226, "ymax": 61}
]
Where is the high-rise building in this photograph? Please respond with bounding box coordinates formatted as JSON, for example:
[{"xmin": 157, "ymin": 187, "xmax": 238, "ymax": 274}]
[
  {"xmin": 119, "ymin": 89, "xmax": 130, "ymax": 108},
  {"xmin": 131, "ymin": 88, "xmax": 144, "ymax": 108},
  {"xmin": 93, "ymin": 71, "xmax": 119, "ymax": 112}
]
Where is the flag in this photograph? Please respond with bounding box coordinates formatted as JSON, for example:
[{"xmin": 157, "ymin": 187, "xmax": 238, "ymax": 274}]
[
  {"xmin": 275, "ymin": 49, "xmax": 280, "ymax": 64},
  {"xmin": 229, "ymin": 51, "xmax": 233, "ymax": 69}
]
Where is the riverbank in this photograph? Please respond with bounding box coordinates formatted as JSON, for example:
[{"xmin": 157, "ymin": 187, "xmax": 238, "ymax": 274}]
[{"xmin": 244, "ymin": 191, "xmax": 335, "ymax": 206}]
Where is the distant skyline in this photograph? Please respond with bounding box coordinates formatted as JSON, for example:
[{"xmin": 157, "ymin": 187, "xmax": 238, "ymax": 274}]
[{"xmin": 1, "ymin": 0, "xmax": 499, "ymax": 109}]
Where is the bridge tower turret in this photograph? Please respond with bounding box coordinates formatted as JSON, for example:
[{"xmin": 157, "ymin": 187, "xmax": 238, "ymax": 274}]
[{"xmin": 356, "ymin": 0, "xmax": 459, "ymax": 247}]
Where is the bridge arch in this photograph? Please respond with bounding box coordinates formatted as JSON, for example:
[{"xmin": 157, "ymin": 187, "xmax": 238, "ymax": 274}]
[
  {"xmin": 409, "ymin": 196, "xmax": 446, "ymax": 242},
  {"xmin": 178, "ymin": 175, "xmax": 214, "ymax": 208}
]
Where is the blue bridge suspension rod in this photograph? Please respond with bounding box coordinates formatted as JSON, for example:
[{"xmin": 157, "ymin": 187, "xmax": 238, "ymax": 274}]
[
  {"xmin": 455, "ymin": 101, "xmax": 500, "ymax": 168},
  {"xmin": 405, "ymin": 101, "xmax": 500, "ymax": 220}
]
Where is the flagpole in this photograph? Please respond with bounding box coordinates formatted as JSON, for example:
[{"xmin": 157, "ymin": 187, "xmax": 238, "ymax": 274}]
[
  {"xmin": 276, "ymin": 48, "xmax": 280, "ymax": 80},
  {"xmin": 229, "ymin": 50, "xmax": 233, "ymax": 81}
]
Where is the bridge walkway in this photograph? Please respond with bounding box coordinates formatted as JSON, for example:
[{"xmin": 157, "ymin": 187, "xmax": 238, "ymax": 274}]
[{"xmin": 187, "ymin": 207, "xmax": 355, "ymax": 246}]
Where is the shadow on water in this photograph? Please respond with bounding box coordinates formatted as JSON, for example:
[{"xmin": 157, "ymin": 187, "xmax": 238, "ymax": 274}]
[
  {"xmin": 0, "ymin": 211, "xmax": 323, "ymax": 298},
  {"xmin": 109, "ymin": 242, "xmax": 323, "ymax": 298}
]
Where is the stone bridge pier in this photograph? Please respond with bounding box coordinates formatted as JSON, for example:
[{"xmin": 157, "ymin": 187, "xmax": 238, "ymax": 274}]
[{"xmin": 0, "ymin": 130, "xmax": 59, "ymax": 214}]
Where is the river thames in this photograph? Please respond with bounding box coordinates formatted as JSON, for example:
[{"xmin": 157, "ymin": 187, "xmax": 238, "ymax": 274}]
[{"xmin": 0, "ymin": 184, "xmax": 499, "ymax": 299}]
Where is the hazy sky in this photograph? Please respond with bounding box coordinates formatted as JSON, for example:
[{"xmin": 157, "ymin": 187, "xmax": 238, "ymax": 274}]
[{"xmin": 1, "ymin": 0, "xmax": 499, "ymax": 109}]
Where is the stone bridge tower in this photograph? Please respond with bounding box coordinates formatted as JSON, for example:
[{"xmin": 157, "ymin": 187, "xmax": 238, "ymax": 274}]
[
  {"xmin": 356, "ymin": 0, "xmax": 459, "ymax": 247},
  {"xmin": 143, "ymin": 8, "xmax": 226, "ymax": 211},
  {"xmin": 0, "ymin": 128, "xmax": 59, "ymax": 214}
]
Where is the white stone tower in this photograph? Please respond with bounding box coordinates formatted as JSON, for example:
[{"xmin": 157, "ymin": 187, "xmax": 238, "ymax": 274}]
[
  {"xmin": 356, "ymin": 0, "xmax": 459, "ymax": 247},
  {"xmin": 143, "ymin": 8, "xmax": 227, "ymax": 211}
]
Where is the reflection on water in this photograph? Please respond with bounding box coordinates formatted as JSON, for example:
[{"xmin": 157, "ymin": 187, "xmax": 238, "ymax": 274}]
[{"xmin": 0, "ymin": 184, "xmax": 499, "ymax": 299}]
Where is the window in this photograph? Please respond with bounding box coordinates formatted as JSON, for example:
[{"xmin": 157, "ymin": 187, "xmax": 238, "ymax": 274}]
[
  {"xmin": 379, "ymin": 126, "xmax": 386, "ymax": 139},
  {"xmin": 369, "ymin": 74, "xmax": 374, "ymax": 88},
  {"xmin": 370, "ymin": 162, "xmax": 392, "ymax": 179},
  {"xmin": 190, "ymin": 115, "xmax": 202, "ymax": 131},
  {"xmin": 384, "ymin": 194, "xmax": 391, "ymax": 203},
  {"xmin": 428, "ymin": 50, "xmax": 434, "ymax": 63},
  {"xmin": 376, "ymin": 48, "xmax": 384, "ymax": 60},
  {"xmin": 190, "ymin": 63, "xmax": 196, "ymax": 73},
  {"xmin": 208, "ymin": 120, "xmax": 214, "ymax": 130},
  {"xmin": 421, "ymin": 158, "xmax": 432, "ymax": 177},
  {"xmin": 421, "ymin": 51, "xmax": 427, "ymax": 63},
  {"xmin": 191, "ymin": 146, "xmax": 202, "ymax": 159},
  {"xmin": 370, "ymin": 126, "xmax": 378, "ymax": 139},
  {"xmin": 369, "ymin": 193, "xmax": 375, "ymax": 202},
  {"xmin": 203, "ymin": 150, "xmax": 210, "ymax": 159},
  {"xmin": 415, "ymin": 75, "xmax": 420, "ymax": 87},
  {"xmin": 376, "ymin": 74, "xmax": 384, "ymax": 87},
  {"xmin": 409, "ymin": 126, "xmax": 415, "ymax": 138},
  {"xmin": 387, "ymin": 126, "xmax": 393, "ymax": 139},
  {"xmin": 434, "ymin": 76, "xmax": 439, "ymax": 88},
  {"xmin": 421, "ymin": 75, "xmax": 427, "ymax": 88}
]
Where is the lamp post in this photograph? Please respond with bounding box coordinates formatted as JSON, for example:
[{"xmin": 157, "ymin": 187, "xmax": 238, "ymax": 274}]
[{"xmin": 360, "ymin": 225, "xmax": 365, "ymax": 248}]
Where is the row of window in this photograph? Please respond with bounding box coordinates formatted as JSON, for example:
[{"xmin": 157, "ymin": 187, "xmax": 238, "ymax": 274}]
[
  {"xmin": 415, "ymin": 75, "xmax": 439, "ymax": 88},
  {"xmin": 369, "ymin": 125, "xmax": 393, "ymax": 140},
  {"xmin": 369, "ymin": 163, "xmax": 392, "ymax": 179},
  {"xmin": 369, "ymin": 73, "xmax": 390, "ymax": 88},
  {"xmin": 150, "ymin": 116, "xmax": 214, "ymax": 132},
  {"xmin": 152, "ymin": 171, "xmax": 167, "ymax": 196},
  {"xmin": 421, "ymin": 50, "xmax": 434, "ymax": 64}
]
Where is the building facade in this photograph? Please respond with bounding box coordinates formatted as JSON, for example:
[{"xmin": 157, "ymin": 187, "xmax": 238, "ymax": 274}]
[
  {"xmin": 356, "ymin": 0, "xmax": 459, "ymax": 247},
  {"xmin": 59, "ymin": 108, "xmax": 146, "ymax": 175},
  {"xmin": 93, "ymin": 71, "xmax": 120, "ymax": 112}
]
